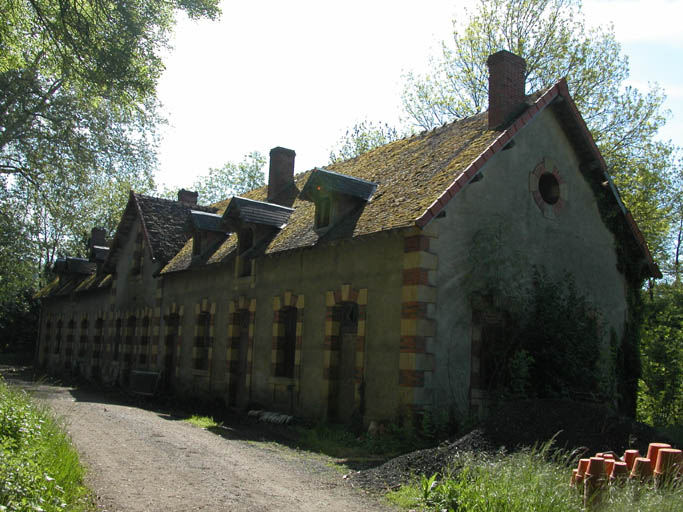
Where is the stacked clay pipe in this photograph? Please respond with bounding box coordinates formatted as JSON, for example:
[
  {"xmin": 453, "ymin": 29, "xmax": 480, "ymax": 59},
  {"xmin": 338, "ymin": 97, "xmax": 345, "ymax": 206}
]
[{"xmin": 570, "ymin": 442, "xmax": 682, "ymax": 507}]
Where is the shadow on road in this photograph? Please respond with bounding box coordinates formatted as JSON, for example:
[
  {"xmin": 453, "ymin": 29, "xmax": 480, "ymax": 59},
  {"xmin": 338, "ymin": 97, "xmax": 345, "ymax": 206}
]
[{"xmin": 1, "ymin": 362, "xmax": 386, "ymax": 472}]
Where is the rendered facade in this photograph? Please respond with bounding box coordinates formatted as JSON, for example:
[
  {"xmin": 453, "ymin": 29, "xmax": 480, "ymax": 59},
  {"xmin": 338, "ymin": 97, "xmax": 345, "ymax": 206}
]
[{"xmin": 36, "ymin": 51, "xmax": 659, "ymax": 424}]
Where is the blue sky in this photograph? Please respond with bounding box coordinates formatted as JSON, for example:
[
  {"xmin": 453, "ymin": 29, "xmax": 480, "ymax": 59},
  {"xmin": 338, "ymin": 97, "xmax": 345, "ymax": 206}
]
[{"xmin": 156, "ymin": 0, "xmax": 683, "ymax": 191}]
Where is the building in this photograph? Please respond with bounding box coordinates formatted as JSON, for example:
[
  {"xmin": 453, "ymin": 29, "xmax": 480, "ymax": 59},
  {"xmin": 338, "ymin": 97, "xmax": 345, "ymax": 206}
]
[{"xmin": 36, "ymin": 51, "xmax": 659, "ymax": 424}]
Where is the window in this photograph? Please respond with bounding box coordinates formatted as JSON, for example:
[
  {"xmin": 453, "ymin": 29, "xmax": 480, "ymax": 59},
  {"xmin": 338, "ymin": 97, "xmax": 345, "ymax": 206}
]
[
  {"xmin": 124, "ymin": 316, "xmax": 136, "ymax": 363},
  {"xmin": 238, "ymin": 228, "xmax": 254, "ymax": 277},
  {"xmin": 194, "ymin": 312, "xmax": 211, "ymax": 370},
  {"xmin": 79, "ymin": 318, "xmax": 88, "ymax": 358},
  {"xmin": 275, "ymin": 307, "xmax": 297, "ymax": 378},
  {"xmin": 193, "ymin": 233, "xmax": 202, "ymax": 256},
  {"xmin": 539, "ymin": 172, "xmax": 560, "ymax": 205},
  {"xmin": 54, "ymin": 320, "xmax": 63, "ymax": 354},
  {"xmin": 131, "ymin": 233, "xmax": 144, "ymax": 276},
  {"xmin": 164, "ymin": 313, "xmax": 180, "ymax": 380},
  {"xmin": 114, "ymin": 319, "xmax": 122, "ymax": 360},
  {"xmin": 66, "ymin": 319, "xmax": 75, "ymax": 357},
  {"xmin": 44, "ymin": 320, "xmax": 52, "ymax": 354},
  {"xmin": 139, "ymin": 317, "xmax": 150, "ymax": 364},
  {"xmin": 315, "ymin": 196, "xmax": 331, "ymax": 229},
  {"xmin": 93, "ymin": 318, "xmax": 104, "ymax": 359}
]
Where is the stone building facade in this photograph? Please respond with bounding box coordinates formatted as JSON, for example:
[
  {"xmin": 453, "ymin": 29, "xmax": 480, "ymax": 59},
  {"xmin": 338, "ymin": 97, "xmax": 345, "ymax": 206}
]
[{"xmin": 36, "ymin": 52, "xmax": 659, "ymax": 424}]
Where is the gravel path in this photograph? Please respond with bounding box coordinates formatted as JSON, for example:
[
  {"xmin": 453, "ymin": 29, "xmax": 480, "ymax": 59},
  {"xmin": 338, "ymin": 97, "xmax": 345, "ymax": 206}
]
[{"xmin": 3, "ymin": 368, "xmax": 395, "ymax": 512}]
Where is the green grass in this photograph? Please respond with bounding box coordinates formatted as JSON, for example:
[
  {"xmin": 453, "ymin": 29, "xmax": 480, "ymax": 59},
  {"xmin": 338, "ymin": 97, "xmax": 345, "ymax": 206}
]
[
  {"xmin": 184, "ymin": 414, "xmax": 221, "ymax": 429},
  {"xmin": 293, "ymin": 422, "xmax": 428, "ymax": 460},
  {"xmin": 0, "ymin": 376, "xmax": 93, "ymax": 512},
  {"xmin": 388, "ymin": 443, "xmax": 683, "ymax": 512}
]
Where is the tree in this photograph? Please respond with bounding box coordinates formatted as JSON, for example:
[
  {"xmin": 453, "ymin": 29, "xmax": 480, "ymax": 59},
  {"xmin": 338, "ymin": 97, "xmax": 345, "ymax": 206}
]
[
  {"xmin": 328, "ymin": 121, "xmax": 403, "ymax": 163},
  {"xmin": 159, "ymin": 151, "xmax": 267, "ymax": 205},
  {"xmin": 639, "ymin": 283, "xmax": 683, "ymax": 427},
  {"xmin": 400, "ymin": 0, "xmax": 680, "ymax": 267},
  {"xmin": 0, "ymin": 0, "xmax": 220, "ymax": 302},
  {"xmin": 194, "ymin": 151, "xmax": 266, "ymax": 204}
]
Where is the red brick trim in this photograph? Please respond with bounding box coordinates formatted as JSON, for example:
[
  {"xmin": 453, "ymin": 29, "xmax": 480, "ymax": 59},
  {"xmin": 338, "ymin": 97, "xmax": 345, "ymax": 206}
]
[
  {"xmin": 401, "ymin": 302, "xmax": 430, "ymax": 319},
  {"xmin": 403, "ymin": 268, "xmax": 430, "ymax": 286},
  {"xmin": 404, "ymin": 235, "xmax": 431, "ymax": 252},
  {"xmin": 400, "ymin": 336, "xmax": 427, "ymax": 353},
  {"xmin": 399, "ymin": 369, "xmax": 425, "ymax": 387}
]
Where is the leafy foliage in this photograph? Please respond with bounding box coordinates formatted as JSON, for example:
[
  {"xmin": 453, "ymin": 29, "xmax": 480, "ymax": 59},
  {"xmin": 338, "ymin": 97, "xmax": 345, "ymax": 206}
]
[
  {"xmin": 0, "ymin": 0, "xmax": 220, "ymax": 304},
  {"xmin": 0, "ymin": 293, "xmax": 39, "ymax": 354},
  {"xmin": 392, "ymin": 443, "xmax": 683, "ymax": 512},
  {"xmin": 0, "ymin": 378, "xmax": 92, "ymax": 511},
  {"xmin": 192, "ymin": 151, "xmax": 266, "ymax": 204},
  {"xmin": 328, "ymin": 121, "xmax": 403, "ymax": 163},
  {"xmin": 400, "ymin": 0, "xmax": 680, "ymax": 266},
  {"xmin": 638, "ymin": 283, "xmax": 683, "ymax": 427},
  {"xmin": 483, "ymin": 269, "xmax": 607, "ymax": 401}
]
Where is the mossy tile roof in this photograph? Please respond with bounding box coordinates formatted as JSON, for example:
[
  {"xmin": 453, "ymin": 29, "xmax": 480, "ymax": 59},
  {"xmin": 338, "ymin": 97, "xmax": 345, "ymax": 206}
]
[{"xmin": 161, "ymin": 112, "xmax": 497, "ymax": 275}]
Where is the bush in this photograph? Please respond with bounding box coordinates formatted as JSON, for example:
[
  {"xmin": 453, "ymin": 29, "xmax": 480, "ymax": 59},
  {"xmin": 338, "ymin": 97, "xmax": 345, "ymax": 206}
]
[
  {"xmin": 0, "ymin": 292, "xmax": 39, "ymax": 355},
  {"xmin": 638, "ymin": 283, "xmax": 683, "ymax": 427},
  {"xmin": 391, "ymin": 442, "xmax": 683, "ymax": 511},
  {"xmin": 0, "ymin": 377, "xmax": 92, "ymax": 511}
]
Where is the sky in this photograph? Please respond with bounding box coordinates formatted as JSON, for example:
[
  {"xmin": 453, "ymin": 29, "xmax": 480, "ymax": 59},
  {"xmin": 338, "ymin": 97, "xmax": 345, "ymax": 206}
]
[{"xmin": 155, "ymin": 0, "xmax": 683, "ymax": 191}]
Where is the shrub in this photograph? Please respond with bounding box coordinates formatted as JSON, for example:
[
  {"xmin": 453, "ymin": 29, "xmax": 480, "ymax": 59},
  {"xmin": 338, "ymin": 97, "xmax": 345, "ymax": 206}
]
[
  {"xmin": 0, "ymin": 377, "xmax": 92, "ymax": 511},
  {"xmin": 390, "ymin": 443, "xmax": 683, "ymax": 512}
]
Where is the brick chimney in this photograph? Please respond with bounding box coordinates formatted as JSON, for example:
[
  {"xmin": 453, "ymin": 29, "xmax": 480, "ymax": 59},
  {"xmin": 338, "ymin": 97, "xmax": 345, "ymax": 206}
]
[
  {"xmin": 178, "ymin": 189, "xmax": 198, "ymax": 205},
  {"xmin": 267, "ymin": 147, "xmax": 296, "ymax": 203},
  {"xmin": 90, "ymin": 227, "xmax": 107, "ymax": 247},
  {"xmin": 487, "ymin": 50, "xmax": 527, "ymax": 129}
]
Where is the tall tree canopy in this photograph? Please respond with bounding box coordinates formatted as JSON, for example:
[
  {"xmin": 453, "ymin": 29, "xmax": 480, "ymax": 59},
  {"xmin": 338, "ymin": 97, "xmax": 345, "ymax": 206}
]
[
  {"xmin": 192, "ymin": 151, "xmax": 267, "ymax": 205},
  {"xmin": 400, "ymin": 0, "xmax": 680, "ymax": 268},
  {"xmin": 328, "ymin": 121, "xmax": 402, "ymax": 164},
  {"xmin": 0, "ymin": 0, "xmax": 221, "ymax": 302}
]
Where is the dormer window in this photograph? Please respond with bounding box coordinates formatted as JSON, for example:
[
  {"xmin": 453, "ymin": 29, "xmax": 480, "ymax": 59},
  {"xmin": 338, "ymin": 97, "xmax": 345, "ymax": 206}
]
[
  {"xmin": 186, "ymin": 210, "xmax": 227, "ymax": 258},
  {"xmin": 221, "ymin": 196, "xmax": 294, "ymax": 279},
  {"xmin": 300, "ymin": 168, "xmax": 378, "ymax": 234},
  {"xmin": 239, "ymin": 228, "xmax": 253, "ymax": 254},
  {"xmin": 316, "ymin": 195, "xmax": 331, "ymax": 229},
  {"xmin": 193, "ymin": 234, "xmax": 202, "ymax": 256},
  {"xmin": 238, "ymin": 227, "xmax": 254, "ymax": 277}
]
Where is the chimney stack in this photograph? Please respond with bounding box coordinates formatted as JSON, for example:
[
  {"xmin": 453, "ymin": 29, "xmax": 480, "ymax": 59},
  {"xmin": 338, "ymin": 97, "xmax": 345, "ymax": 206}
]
[
  {"xmin": 178, "ymin": 189, "xmax": 198, "ymax": 205},
  {"xmin": 90, "ymin": 227, "xmax": 107, "ymax": 248},
  {"xmin": 267, "ymin": 147, "xmax": 296, "ymax": 203},
  {"xmin": 486, "ymin": 50, "xmax": 526, "ymax": 130}
]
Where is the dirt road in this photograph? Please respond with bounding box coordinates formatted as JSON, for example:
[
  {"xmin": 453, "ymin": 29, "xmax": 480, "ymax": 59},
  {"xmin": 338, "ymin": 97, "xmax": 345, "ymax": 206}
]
[{"xmin": 3, "ymin": 369, "xmax": 395, "ymax": 512}]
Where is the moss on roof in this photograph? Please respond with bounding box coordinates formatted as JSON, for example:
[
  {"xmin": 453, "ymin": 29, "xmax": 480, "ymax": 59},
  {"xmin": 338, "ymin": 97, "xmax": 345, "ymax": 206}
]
[
  {"xmin": 162, "ymin": 113, "xmax": 496, "ymax": 275},
  {"xmin": 34, "ymin": 273, "xmax": 112, "ymax": 299}
]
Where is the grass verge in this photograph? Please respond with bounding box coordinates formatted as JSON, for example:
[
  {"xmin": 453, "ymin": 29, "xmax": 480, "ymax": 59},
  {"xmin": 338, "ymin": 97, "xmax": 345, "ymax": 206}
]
[
  {"xmin": 0, "ymin": 376, "xmax": 93, "ymax": 512},
  {"xmin": 387, "ymin": 442, "xmax": 683, "ymax": 512},
  {"xmin": 184, "ymin": 414, "xmax": 221, "ymax": 429}
]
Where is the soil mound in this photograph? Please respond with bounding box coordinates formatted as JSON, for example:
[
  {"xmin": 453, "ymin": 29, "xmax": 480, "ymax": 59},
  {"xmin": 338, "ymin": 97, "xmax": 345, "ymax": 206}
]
[{"xmin": 348, "ymin": 399, "xmax": 674, "ymax": 491}]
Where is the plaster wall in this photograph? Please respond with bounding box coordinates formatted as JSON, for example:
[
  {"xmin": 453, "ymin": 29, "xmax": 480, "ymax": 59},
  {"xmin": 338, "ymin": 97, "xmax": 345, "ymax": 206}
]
[
  {"xmin": 160, "ymin": 230, "xmax": 404, "ymax": 422},
  {"xmin": 431, "ymin": 107, "xmax": 629, "ymax": 414},
  {"xmin": 39, "ymin": 287, "xmax": 110, "ymax": 377},
  {"xmin": 113, "ymin": 219, "xmax": 161, "ymax": 311}
]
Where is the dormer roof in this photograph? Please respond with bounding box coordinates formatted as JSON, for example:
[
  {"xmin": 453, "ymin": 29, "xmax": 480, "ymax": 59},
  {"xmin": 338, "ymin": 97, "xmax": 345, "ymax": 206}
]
[
  {"xmin": 300, "ymin": 168, "xmax": 377, "ymax": 202},
  {"xmin": 187, "ymin": 210, "xmax": 226, "ymax": 233},
  {"xmin": 222, "ymin": 196, "xmax": 294, "ymax": 229},
  {"xmin": 54, "ymin": 257, "xmax": 96, "ymax": 276}
]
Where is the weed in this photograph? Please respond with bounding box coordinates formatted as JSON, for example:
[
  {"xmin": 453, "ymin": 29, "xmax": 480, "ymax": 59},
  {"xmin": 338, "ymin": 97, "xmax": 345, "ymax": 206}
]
[
  {"xmin": 185, "ymin": 414, "xmax": 221, "ymax": 429},
  {"xmin": 391, "ymin": 441, "xmax": 683, "ymax": 512},
  {"xmin": 0, "ymin": 376, "xmax": 93, "ymax": 511},
  {"xmin": 419, "ymin": 473, "xmax": 437, "ymax": 502}
]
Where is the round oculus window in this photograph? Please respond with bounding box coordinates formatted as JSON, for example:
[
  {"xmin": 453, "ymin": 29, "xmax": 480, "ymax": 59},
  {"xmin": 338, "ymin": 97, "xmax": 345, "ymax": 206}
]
[{"xmin": 538, "ymin": 172, "xmax": 560, "ymax": 205}]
